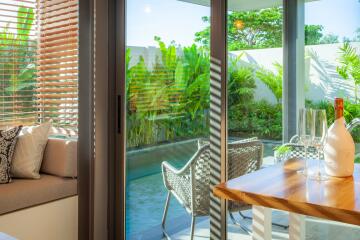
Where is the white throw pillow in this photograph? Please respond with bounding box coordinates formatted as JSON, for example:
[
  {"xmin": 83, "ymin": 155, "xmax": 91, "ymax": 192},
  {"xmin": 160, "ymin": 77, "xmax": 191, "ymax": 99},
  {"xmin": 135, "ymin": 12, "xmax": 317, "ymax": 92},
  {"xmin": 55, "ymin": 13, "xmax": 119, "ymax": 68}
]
[{"xmin": 10, "ymin": 122, "xmax": 51, "ymax": 179}]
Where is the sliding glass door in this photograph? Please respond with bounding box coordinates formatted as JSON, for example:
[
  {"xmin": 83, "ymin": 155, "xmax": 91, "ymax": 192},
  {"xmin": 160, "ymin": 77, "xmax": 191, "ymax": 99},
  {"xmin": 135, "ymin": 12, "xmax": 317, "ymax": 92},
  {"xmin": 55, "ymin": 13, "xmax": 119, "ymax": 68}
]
[
  {"xmin": 302, "ymin": 1, "xmax": 360, "ymax": 238},
  {"xmin": 303, "ymin": 0, "xmax": 360, "ymax": 166},
  {"xmin": 116, "ymin": 0, "xmax": 360, "ymax": 239},
  {"xmin": 225, "ymin": 0, "xmax": 285, "ymax": 237},
  {"xmin": 125, "ymin": 1, "xmax": 210, "ymax": 238}
]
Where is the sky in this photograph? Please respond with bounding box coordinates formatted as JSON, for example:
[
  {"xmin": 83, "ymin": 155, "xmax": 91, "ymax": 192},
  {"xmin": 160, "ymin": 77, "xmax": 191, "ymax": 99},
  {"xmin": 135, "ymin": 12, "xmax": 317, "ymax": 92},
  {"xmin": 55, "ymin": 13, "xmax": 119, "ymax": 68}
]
[{"xmin": 126, "ymin": 0, "xmax": 360, "ymax": 47}]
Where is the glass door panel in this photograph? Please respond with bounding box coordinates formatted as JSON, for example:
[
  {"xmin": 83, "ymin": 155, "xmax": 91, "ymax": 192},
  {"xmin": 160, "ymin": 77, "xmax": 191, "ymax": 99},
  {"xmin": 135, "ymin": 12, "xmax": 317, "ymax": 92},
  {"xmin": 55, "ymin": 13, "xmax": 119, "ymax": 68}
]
[
  {"xmin": 303, "ymin": 0, "xmax": 360, "ymax": 161},
  {"xmin": 303, "ymin": 1, "xmax": 360, "ymax": 238},
  {"xmin": 125, "ymin": 1, "xmax": 210, "ymax": 239},
  {"xmin": 226, "ymin": 0, "xmax": 284, "ymax": 238}
]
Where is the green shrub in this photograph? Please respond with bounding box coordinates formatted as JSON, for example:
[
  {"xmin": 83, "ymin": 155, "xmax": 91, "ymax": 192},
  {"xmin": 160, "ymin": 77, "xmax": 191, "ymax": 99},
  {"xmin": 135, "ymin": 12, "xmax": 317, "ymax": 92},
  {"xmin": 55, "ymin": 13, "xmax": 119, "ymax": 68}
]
[
  {"xmin": 125, "ymin": 40, "xmax": 359, "ymax": 148},
  {"xmin": 336, "ymin": 42, "xmax": 360, "ymax": 103},
  {"xmin": 126, "ymin": 39, "xmax": 211, "ymax": 148},
  {"xmin": 306, "ymin": 99, "xmax": 360, "ymax": 142},
  {"xmin": 229, "ymin": 100, "xmax": 282, "ymax": 140},
  {"xmin": 256, "ymin": 63, "xmax": 283, "ymax": 104}
]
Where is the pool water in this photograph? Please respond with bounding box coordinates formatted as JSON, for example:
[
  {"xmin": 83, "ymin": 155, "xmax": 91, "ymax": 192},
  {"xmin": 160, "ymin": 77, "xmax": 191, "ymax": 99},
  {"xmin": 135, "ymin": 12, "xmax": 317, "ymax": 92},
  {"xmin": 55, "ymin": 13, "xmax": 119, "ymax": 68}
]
[
  {"xmin": 126, "ymin": 172, "xmax": 186, "ymax": 238},
  {"xmin": 125, "ymin": 140, "xmax": 279, "ymax": 238}
]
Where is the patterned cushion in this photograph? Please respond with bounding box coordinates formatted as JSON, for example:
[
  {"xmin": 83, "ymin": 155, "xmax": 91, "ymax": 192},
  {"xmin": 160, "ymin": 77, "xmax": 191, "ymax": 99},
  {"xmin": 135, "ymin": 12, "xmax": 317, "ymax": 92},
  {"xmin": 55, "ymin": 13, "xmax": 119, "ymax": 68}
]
[{"xmin": 0, "ymin": 126, "xmax": 22, "ymax": 183}]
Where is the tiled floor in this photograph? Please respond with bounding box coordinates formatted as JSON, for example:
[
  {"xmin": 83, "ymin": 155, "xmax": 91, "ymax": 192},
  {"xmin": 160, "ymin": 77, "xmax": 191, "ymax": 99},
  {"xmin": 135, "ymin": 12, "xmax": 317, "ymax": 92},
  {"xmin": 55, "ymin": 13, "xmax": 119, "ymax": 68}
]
[{"xmin": 171, "ymin": 210, "xmax": 360, "ymax": 240}]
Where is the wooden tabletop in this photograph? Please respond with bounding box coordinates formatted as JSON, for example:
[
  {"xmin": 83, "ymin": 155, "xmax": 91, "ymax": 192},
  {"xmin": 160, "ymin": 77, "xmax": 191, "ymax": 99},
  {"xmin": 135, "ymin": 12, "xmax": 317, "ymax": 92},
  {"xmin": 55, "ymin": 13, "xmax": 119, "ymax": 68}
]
[{"xmin": 213, "ymin": 158, "xmax": 360, "ymax": 226}]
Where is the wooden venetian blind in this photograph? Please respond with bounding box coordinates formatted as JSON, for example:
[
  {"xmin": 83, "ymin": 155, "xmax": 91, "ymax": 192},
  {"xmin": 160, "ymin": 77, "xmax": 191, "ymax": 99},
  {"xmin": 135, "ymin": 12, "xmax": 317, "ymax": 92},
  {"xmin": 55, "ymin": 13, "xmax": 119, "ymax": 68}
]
[
  {"xmin": 0, "ymin": 0, "xmax": 38, "ymax": 128},
  {"xmin": 37, "ymin": 0, "xmax": 78, "ymax": 135}
]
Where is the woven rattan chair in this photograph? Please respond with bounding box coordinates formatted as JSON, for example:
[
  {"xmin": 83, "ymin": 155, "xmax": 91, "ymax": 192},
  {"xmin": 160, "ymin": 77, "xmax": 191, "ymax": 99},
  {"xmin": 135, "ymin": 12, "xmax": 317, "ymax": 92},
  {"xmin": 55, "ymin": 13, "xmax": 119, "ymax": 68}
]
[
  {"xmin": 282, "ymin": 143, "xmax": 319, "ymax": 159},
  {"xmin": 161, "ymin": 138, "xmax": 263, "ymax": 239}
]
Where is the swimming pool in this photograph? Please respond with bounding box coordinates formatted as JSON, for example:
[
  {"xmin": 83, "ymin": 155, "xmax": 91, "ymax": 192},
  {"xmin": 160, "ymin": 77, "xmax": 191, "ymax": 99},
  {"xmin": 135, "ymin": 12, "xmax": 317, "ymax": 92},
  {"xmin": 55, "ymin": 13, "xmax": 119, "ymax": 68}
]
[{"xmin": 125, "ymin": 139, "xmax": 280, "ymax": 239}]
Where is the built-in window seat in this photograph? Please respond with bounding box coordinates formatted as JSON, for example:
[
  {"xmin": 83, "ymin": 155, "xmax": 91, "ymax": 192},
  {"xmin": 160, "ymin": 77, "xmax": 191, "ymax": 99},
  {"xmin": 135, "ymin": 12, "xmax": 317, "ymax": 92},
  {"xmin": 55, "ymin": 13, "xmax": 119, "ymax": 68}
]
[
  {"xmin": 0, "ymin": 138, "xmax": 78, "ymax": 240},
  {"xmin": 0, "ymin": 174, "xmax": 77, "ymax": 215}
]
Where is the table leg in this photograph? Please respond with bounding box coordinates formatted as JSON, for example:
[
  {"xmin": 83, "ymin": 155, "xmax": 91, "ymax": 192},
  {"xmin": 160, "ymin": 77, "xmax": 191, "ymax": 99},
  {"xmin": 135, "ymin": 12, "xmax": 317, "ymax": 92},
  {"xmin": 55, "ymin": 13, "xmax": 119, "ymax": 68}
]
[
  {"xmin": 289, "ymin": 213, "xmax": 305, "ymax": 240},
  {"xmin": 252, "ymin": 206, "xmax": 272, "ymax": 240}
]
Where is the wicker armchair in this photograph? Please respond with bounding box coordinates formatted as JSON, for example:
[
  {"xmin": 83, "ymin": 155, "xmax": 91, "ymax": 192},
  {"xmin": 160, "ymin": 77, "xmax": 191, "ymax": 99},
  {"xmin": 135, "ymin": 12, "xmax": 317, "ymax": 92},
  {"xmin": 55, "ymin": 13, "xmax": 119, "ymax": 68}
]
[
  {"xmin": 282, "ymin": 143, "xmax": 319, "ymax": 160},
  {"xmin": 161, "ymin": 138, "xmax": 263, "ymax": 239}
]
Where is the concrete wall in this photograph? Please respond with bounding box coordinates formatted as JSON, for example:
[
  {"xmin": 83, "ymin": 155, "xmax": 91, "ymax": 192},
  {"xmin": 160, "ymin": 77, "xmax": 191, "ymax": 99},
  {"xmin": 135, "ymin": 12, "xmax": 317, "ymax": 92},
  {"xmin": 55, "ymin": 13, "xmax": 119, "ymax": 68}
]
[{"xmin": 128, "ymin": 42, "xmax": 360, "ymax": 104}]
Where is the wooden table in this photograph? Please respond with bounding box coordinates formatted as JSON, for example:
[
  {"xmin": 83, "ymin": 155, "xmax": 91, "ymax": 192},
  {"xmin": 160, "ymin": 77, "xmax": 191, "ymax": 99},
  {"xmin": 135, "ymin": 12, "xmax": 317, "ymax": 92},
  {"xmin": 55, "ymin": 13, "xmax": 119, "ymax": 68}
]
[{"xmin": 213, "ymin": 158, "xmax": 360, "ymax": 240}]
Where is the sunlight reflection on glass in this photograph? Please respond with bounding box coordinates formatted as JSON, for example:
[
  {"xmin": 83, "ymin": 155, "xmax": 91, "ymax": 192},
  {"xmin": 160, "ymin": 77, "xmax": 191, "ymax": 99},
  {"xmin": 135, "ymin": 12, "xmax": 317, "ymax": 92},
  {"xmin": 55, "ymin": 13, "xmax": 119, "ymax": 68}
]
[{"xmin": 144, "ymin": 5, "xmax": 152, "ymax": 14}]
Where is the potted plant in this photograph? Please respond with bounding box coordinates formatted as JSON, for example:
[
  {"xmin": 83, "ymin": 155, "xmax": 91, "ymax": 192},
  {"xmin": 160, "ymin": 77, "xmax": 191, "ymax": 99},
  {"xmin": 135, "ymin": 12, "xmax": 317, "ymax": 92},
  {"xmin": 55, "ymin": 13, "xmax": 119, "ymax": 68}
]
[{"xmin": 274, "ymin": 145, "xmax": 292, "ymax": 164}]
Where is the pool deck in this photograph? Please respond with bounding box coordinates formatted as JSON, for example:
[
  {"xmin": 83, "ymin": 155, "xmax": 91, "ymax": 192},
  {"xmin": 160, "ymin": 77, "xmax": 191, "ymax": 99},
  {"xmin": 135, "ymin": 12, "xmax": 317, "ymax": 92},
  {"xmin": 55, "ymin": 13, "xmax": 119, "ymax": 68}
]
[
  {"xmin": 129, "ymin": 157, "xmax": 360, "ymax": 240},
  {"xmin": 171, "ymin": 210, "xmax": 360, "ymax": 240}
]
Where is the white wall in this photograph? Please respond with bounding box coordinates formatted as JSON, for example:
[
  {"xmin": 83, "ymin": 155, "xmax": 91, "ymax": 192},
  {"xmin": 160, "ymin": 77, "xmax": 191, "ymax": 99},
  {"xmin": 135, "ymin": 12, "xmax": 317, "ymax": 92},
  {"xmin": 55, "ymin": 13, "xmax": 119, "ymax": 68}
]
[
  {"xmin": 233, "ymin": 42, "xmax": 359, "ymax": 103},
  {"xmin": 128, "ymin": 42, "xmax": 360, "ymax": 104}
]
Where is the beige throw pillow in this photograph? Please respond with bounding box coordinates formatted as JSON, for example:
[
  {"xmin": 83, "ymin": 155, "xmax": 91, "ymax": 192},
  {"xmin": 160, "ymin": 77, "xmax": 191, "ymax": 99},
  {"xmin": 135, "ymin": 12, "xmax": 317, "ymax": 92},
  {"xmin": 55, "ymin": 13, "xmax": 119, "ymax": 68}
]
[{"xmin": 10, "ymin": 122, "xmax": 51, "ymax": 179}]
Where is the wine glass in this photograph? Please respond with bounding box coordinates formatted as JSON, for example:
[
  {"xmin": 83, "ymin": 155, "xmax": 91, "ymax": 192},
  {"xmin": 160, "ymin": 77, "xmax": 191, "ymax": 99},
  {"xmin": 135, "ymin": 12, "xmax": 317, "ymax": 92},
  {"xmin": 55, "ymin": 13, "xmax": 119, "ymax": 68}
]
[
  {"xmin": 298, "ymin": 108, "xmax": 313, "ymax": 174},
  {"xmin": 310, "ymin": 109, "xmax": 328, "ymax": 181}
]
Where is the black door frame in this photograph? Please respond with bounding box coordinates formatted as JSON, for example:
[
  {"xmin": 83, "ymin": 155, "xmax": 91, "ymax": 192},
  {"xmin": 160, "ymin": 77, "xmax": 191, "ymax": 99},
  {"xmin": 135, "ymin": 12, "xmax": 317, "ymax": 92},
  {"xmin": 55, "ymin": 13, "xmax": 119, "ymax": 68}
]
[
  {"xmin": 108, "ymin": 0, "xmax": 126, "ymax": 239},
  {"xmin": 78, "ymin": 0, "xmax": 95, "ymax": 239}
]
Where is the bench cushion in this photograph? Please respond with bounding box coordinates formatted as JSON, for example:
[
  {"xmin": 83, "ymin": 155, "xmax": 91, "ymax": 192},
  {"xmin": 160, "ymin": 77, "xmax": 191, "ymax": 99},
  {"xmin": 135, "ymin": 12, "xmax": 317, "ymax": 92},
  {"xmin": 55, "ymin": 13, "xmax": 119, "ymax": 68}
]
[
  {"xmin": 0, "ymin": 174, "xmax": 77, "ymax": 215},
  {"xmin": 41, "ymin": 138, "xmax": 77, "ymax": 178}
]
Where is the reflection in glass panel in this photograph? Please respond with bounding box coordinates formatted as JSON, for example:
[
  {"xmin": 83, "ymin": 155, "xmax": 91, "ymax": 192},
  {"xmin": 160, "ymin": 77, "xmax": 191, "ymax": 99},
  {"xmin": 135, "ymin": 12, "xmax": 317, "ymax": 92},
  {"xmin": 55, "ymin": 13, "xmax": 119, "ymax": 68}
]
[
  {"xmin": 125, "ymin": 0, "xmax": 210, "ymax": 239},
  {"xmin": 226, "ymin": 1, "xmax": 286, "ymax": 238},
  {"xmin": 303, "ymin": 0, "xmax": 360, "ymax": 161},
  {"xmin": 303, "ymin": 0, "xmax": 360, "ymax": 239},
  {"xmin": 227, "ymin": 2, "xmax": 284, "ymax": 162}
]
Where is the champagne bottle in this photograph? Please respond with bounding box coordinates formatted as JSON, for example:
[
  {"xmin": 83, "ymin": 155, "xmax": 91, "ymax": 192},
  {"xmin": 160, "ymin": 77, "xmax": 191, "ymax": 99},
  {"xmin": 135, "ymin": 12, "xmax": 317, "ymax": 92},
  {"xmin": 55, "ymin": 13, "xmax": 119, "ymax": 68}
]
[{"xmin": 324, "ymin": 98, "xmax": 355, "ymax": 177}]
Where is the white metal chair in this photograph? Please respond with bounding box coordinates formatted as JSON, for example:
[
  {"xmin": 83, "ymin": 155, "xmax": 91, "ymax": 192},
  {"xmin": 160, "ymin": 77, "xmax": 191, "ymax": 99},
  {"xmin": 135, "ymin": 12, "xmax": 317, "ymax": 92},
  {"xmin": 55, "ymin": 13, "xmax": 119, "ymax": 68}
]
[{"xmin": 161, "ymin": 138, "xmax": 263, "ymax": 239}]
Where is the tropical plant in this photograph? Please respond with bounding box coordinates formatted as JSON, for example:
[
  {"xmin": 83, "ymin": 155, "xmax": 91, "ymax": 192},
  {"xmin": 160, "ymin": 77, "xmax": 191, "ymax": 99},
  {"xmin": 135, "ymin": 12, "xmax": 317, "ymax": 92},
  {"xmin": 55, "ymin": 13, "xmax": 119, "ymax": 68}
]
[
  {"xmin": 125, "ymin": 38, "xmax": 211, "ymax": 147},
  {"xmin": 320, "ymin": 34, "xmax": 339, "ymax": 44},
  {"xmin": 228, "ymin": 54, "xmax": 256, "ymax": 107},
  {"xmin": 355, "ymin": 27, "xmax": 360, "ymax": 42},
  {"xmin": 305, "ymin": 25, "xmax": 323, "ymax": 45},
  {"xmin": 0, "ymin": 6, "xmax": 36, "ymax": 122},
  {"xmin": 306, "ymin": 99, "xmax": 360, "ymax": 143},
  {"xmin": 274, "ymin": 145, "xmax": 291, "ymax": 155},
  {"xmin": 256, "ymin": 63, "xmax": 283, "ymax": 104},
  {"xmin": 195, "ymin": 8, "xmax": 283, "ymax": 50},
  {"xmin": 336, "ymin": 42, "xmax": 360, "ymax": 103},
  {"xmin": 229, "ymin": 100, "xmax": 282, "ymax": 140},
  {"xmin": 195, "ymin": 7, "xmax": 327, "ymax": 50}
]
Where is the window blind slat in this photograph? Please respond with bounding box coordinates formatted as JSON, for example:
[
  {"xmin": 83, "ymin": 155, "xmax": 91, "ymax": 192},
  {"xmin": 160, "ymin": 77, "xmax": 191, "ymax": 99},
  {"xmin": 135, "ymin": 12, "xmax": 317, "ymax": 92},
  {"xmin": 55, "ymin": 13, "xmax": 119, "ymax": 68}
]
[
  {"xmin": 39, "ymin": 1, "xmax": 78, "ymax": 13},
  {"xmin": 37, "ymin": 56, "xmax": 77, "ymax": 65},
  {"xmin": 37, "ymin": 62, "xmax": 77, "ymax": 70},
  {"xmin": 36, "ymin": 99, "xmax": 77, "ymax": 104},
  {"xmin": 38, "ymin": 43, "xmax": 77, "ymax": 54},
  {"xmin": 37, "ymin": 50, "xmax": 78, "ymax": 59},
  {"xmin": 39, "ymin": 38, "xmax": 77, "ymax": 48},
  {"xmin": 0, "ymin": 0, "xmax": 37, "ymax": 128},
  {"xmin": 40, "ymin": 27, "xmax": 78, "ymax": 37},
  {"xmin": 0, "ymin": 2, "xmax": 35, "ymax": 9},
  {"xmin": 37, "ymin": 75, "xmax": 77, "ymax": 81},
  {"xmin": 0, "ymin": 0, "xmax": 78, "ymax": 134},
  {"xmin": 40, "ymin": 11, "xmax": 78, "ymax": 23},
  {"xmin": 37, "ymin": 0, "xmax": 78, "ymax": 133},
  {"xmin": 41, "ymin": 22, "xmax": 77, "ymax": 34}
]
